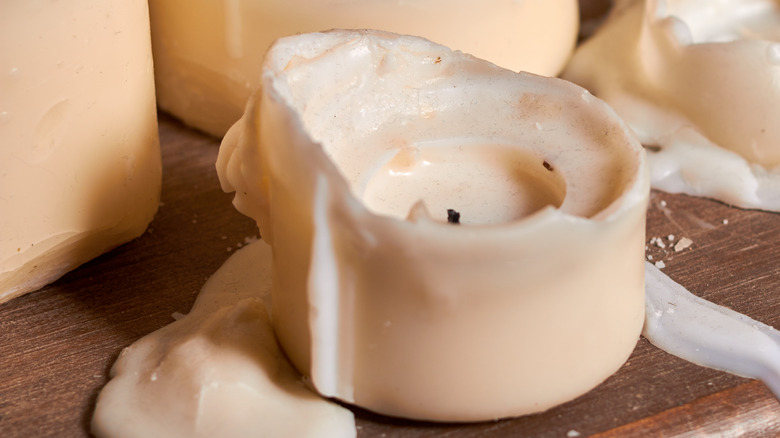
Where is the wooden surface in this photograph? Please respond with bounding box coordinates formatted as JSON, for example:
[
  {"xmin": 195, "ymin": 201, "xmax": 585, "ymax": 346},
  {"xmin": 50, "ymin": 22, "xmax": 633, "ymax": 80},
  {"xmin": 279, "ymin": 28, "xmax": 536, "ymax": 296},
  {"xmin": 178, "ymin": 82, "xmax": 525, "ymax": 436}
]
[{"xmin": 2, "ymin": 112, "xmax": 780, "ymax": 437}]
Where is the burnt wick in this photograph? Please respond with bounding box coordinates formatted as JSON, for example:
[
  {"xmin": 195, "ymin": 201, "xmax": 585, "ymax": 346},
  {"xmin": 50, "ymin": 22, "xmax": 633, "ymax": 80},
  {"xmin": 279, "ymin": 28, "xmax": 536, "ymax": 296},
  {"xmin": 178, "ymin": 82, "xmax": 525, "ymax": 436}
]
[{"xmin": 447, "ymin": 209, "xmax": 461, "ymax": 224}]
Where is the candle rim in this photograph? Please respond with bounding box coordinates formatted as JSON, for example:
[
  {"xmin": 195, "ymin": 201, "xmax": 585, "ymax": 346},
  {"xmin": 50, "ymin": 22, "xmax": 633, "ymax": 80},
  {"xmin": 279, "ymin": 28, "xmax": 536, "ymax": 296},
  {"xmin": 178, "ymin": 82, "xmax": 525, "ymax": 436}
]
[{"xmin": 260, "ymin": 29, "xmax": 650, "ymax": 234}]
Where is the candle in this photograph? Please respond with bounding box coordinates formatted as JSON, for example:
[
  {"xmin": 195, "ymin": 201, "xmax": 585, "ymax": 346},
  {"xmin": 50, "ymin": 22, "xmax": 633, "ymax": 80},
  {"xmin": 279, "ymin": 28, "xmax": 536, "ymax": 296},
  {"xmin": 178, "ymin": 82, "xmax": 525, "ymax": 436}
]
[
  {"xmin": 564, "ymin": 0, "xmax": 780, "ymax": 211},
  {"xmin": 218, "ymin": 30, "xmax": 650, "ymax": 421},
  {"xmin": 0, "ymin": 0, "xmax": 161, "ymax": 302},
  {"xmin": 149, "ymin": 0, "xmax": 580, "ymax": 137}
]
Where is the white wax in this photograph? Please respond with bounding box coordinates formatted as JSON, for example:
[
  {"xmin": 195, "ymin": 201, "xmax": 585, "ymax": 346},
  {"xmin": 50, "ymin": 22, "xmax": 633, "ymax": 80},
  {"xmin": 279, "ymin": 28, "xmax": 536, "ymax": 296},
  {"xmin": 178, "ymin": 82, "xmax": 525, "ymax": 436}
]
[
  {"xmin": 563, "ymin": 0, "xmax": 780, "ymax": 211},
  {"xmin": 644, "ymin": 262, "xmax": 780, "ymax": 399},
  {"xmin": 92, "ymin": 241, "xmax": 356, "ymax": 438}
]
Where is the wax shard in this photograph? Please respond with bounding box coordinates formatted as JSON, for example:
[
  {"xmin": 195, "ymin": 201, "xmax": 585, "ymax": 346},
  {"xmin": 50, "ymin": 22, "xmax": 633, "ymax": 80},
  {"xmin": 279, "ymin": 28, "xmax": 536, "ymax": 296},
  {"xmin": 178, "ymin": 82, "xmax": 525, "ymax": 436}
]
[
  {"xmin": 564, "ymin": 0, "xmax": 780, "ymax": 211},
  {"xmin": 0, "ymin": 0, "xmax": 161, "ymax": 303},
  {"xmin": 149, "ymin": 0, "xmax": 579, "ymax": 137},
  {"xmin": 218, "ymin": 30, "xmax": 650, "ymax": 421}
]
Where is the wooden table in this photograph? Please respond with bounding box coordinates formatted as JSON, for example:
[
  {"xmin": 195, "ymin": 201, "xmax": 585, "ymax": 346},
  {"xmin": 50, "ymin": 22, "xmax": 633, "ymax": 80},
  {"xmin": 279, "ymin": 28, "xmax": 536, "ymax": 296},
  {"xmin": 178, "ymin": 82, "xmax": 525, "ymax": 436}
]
[{"xmin": 2, "ymin": 112, "xmax": 780, "ymax": 437}]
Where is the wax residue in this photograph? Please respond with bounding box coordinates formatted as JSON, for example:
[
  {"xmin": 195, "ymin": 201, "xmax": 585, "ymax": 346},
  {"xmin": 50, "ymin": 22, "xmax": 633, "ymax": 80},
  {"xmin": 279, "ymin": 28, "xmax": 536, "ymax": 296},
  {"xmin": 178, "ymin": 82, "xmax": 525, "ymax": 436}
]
[
  {"xmin": 91, "ymin": 240, "xmax": 355, "ymax": 438},
  {"xmin": 563, "ymin": 0, "xmax": 780, "ymax": 211},
  {"xmin": 644, "ymin": 261, "xmax": 780, "ymax": 399}
]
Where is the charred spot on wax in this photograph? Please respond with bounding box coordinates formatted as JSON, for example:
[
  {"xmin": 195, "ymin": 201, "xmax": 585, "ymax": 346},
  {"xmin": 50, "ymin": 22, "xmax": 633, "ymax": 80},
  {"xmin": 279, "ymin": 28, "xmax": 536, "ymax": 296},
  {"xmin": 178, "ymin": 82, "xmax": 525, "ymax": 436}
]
[
  {"xmin": 543, "ymin": 161, "xmax": 554, "ymax": 171},
  {"xmin": 447, "ymin": 209, "xmax": 461, "ymax": 224},
  {"xmin": 435, "ymin": 56, "xmax": 442, "ymax": 64},
  {"xmin": 644, "ymin": 144, "xmax": 662, "ymax": 153}
]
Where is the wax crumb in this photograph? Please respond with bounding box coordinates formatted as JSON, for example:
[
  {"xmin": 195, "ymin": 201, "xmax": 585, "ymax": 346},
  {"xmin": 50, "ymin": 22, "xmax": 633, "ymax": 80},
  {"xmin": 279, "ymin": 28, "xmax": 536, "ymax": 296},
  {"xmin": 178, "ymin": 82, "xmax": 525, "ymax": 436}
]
[
  {"xmin": 667, "ymin": 234, "xmax": 675, "ymax": 241},
  {"xmin": 221, "ymin": 235, "xmax": 227, "ymax": 240},
  {"xmin": 655, "ymin": 260, "xmax": 666, "ymax": 269},
  {"xmin": 227, "ymin": 247, "xmax": 233, "ymax": 252},
  {"xmin": 567, "ymin": 430, "xmax": 582, "ymax": 438},
  {"xmin": 237, "ymin": 242, "xmax": 243, "ymax": 248},
  {"xmin": 647, "ymin": 254, "xmax": 653, "ymax": 260},
  {"xmin": 171, "ymin": 311, "xmax": 187, "ymax": 321},
  {"xmin": 659, "ymin": 200, "xmax": 667, "ymax": 207},
  {"xmin": 723, "ymin": 219, "xmax": 729, "ymax": 225},
  {"xmin": 244, "ymin": 235, "xmax": 257, "ymax": 244},
  {"xmin": 674, "ymin": 237, "xmax": 693, "ymax": 252},
  {"xmin": 650, "ymin": 237, "xmax": 666, "ymax": 249}
]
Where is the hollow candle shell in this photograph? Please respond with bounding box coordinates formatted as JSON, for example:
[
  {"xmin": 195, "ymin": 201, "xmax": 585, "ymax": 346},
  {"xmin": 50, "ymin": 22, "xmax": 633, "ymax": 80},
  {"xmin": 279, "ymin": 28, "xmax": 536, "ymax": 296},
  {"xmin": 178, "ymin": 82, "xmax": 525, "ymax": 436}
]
[{"xmin": 218, "ymin": 30, "xmax": 650, "ymax": 421}]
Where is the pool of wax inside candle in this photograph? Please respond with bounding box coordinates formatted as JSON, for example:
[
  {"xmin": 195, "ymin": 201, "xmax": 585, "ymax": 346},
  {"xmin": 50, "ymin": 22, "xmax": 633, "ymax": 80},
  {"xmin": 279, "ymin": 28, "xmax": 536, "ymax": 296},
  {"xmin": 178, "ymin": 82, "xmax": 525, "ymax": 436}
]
[
  {"xmin": 360, "ymin": 140, "xmax": 566, "ymax": 224},
  {"xmin": 667, "ymin": 0, "xmax": 780, "ymax": 43}
]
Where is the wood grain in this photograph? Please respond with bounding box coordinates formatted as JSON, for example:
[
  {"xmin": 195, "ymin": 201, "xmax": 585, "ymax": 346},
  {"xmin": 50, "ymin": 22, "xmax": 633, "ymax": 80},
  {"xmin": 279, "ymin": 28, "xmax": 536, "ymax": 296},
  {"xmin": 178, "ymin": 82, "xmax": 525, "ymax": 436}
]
[{"xmin": 2, "ymin": 111, "xmax": 780, "ymax": 436}]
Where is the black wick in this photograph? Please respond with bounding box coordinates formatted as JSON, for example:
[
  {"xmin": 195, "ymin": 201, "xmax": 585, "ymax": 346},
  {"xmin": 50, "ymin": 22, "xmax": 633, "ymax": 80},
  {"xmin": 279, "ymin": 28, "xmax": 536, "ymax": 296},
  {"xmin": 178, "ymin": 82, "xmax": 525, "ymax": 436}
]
[{"xmin": 447, "ymin": 209, "xmax": 461, "ymax": 225}]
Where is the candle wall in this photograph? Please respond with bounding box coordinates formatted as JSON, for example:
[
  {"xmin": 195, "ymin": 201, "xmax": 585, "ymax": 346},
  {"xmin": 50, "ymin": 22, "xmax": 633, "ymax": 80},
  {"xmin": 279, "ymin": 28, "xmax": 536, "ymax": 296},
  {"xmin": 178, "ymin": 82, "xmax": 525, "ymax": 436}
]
[{"xmin": 219, "ymin": 30, "xmax": 650, "ymax": 421}]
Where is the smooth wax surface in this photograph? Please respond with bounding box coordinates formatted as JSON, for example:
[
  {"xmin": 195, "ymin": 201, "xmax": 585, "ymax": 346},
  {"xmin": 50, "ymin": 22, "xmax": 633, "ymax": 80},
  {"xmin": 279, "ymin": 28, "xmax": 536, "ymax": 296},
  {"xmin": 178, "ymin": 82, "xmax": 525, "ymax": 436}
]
[
  {"xmin": 564, "ymin": 0, "xmax": 780, "ymax": 211},
  {"xmin": 644, "ymin": 261, "xmax": 780, "ymax": 400},
  {"xmin": 218, "ymin": 30, "xmax": 650, "ymax": 421},
  {"xmin": 149, "ymin": 0, "xmax": 579, "ymax": 137},
  {"xmin": 0, "ymin": 0, "xmax": 161, "ymax": 303},
  {"xmin": 92, "ymin": 240, "xmax": 356, "ymax": 438}
]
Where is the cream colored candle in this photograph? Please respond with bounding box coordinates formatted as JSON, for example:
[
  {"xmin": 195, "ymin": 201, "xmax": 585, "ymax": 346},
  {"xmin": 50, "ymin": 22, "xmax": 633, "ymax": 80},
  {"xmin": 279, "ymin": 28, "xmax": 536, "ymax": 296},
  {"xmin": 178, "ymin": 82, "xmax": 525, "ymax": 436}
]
[
  {"xmin": 149, "ymin": 0, "xmax": 579, "ymax": 137},
  {"xmin": 0, "ymin": 0, "xmax": 161, "ymax": 302},
  {"xmin": 218, "ymin": 30, "xmax": 649, "ymax": 421},
  {"xmin": 564, "ymin": 0, "xmax": 780, "ymax": 211}
]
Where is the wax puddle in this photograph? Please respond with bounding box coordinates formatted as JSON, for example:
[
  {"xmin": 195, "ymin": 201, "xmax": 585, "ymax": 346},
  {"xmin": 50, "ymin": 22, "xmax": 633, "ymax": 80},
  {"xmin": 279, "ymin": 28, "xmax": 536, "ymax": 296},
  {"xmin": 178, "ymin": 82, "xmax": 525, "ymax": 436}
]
[
  {"xmin": 91, "ymin": 239, "xmax": 355, "ymax": 438},
  {"xmin": 643, "ymin": 261, "xmax": 780, "ymax": 399}
]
